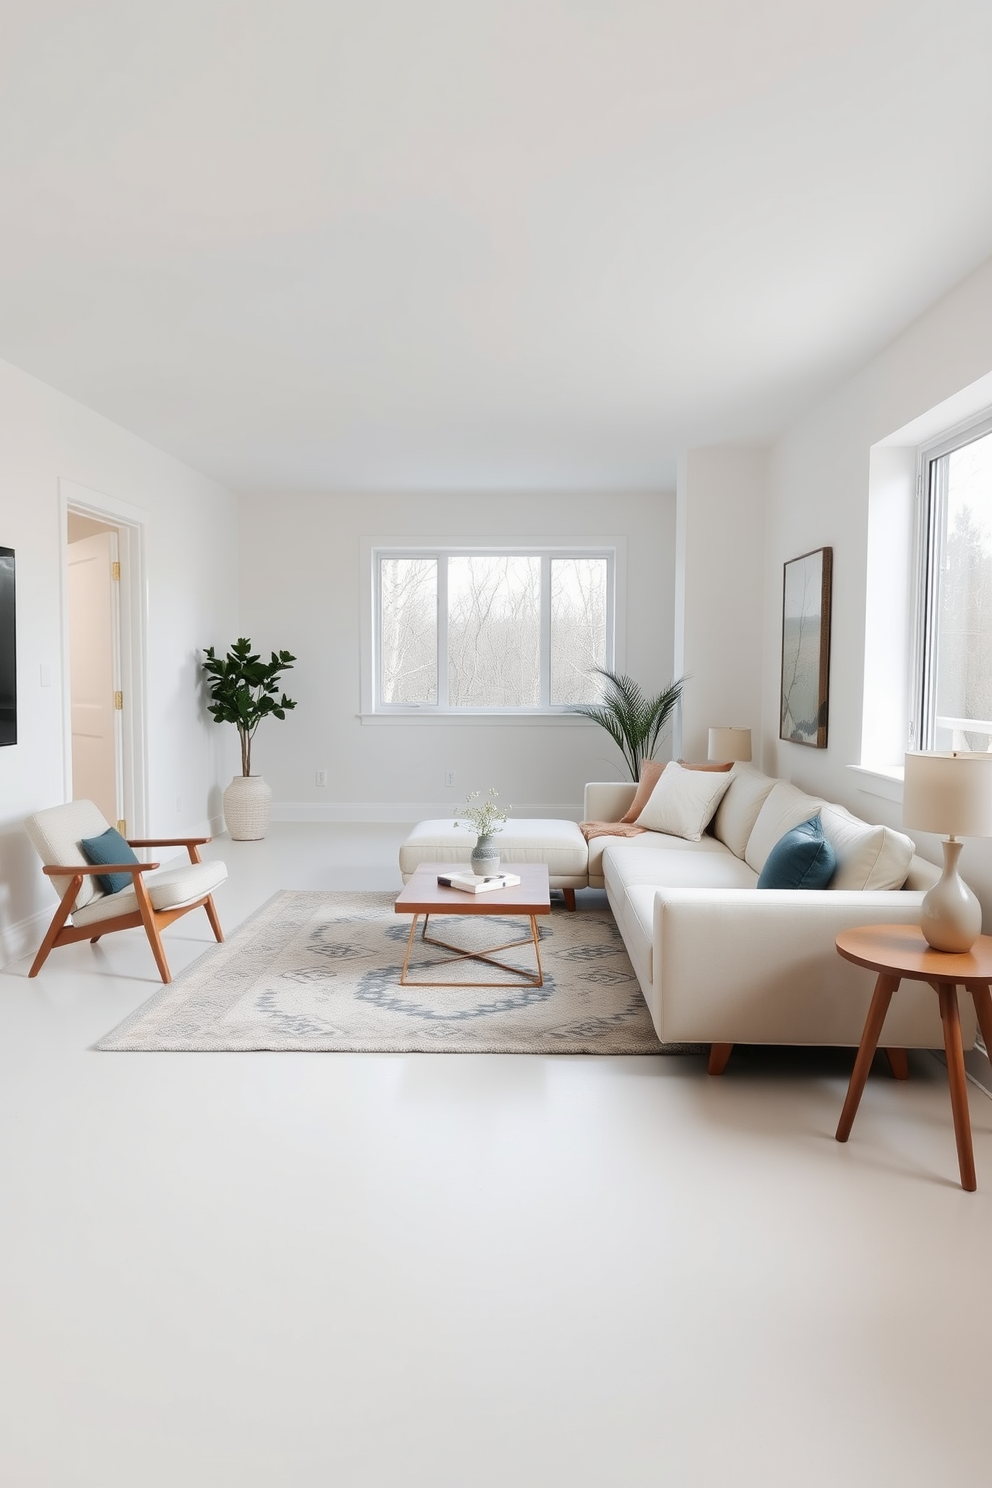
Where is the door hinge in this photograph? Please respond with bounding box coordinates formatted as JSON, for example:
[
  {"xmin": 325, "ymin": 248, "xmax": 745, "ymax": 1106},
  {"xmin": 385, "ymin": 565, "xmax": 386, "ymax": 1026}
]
[
  {"xmin": 111, "ymin": 561, "xmax": 121, "ymax": 581},
  {"xmin": 117, "ymin": 819, "xmax": 127, "ymax": 836},
  {"xmin": 114, "ymin": 690, "xmax": 123, "ymax": 711}
]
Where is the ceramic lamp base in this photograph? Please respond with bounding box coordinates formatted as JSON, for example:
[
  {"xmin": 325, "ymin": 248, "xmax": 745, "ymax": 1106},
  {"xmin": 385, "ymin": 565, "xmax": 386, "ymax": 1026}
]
[{"xmin": 920, "ymin": 837, "xmax": 982, "ymax": 952}]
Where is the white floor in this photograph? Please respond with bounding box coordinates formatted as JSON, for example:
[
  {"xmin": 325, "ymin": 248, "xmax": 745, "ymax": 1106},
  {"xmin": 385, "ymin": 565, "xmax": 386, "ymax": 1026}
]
[{"xmin": 2, "ymin": 824, "xmax": 992, "ymax": 1488}]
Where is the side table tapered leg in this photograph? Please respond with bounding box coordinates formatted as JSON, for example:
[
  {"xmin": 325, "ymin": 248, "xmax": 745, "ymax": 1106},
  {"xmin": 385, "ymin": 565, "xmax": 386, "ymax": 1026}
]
[
  {"xmin": 836, "ymin": 973, "xmax": 900, "ymax": 1143},
  {"xmin": 936, "ymin": 982, "xmax": 976, "ymax": 1192}
]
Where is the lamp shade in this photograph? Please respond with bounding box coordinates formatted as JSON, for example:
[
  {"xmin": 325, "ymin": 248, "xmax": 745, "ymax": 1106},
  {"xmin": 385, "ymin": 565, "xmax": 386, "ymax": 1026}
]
[
  {"xmin": 708, "ymin": 727, "xmax": 752, "ymax": 763},
  {"xmin": 903, "ymin": 751, "xmax": 992, "ymax": 838}
]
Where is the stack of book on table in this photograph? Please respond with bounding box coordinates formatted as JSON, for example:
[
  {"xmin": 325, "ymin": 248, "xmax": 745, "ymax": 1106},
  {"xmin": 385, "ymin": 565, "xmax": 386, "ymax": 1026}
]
[{"xmin": 436, "ymin": 872, "xmax": 522, "ymax": 894}]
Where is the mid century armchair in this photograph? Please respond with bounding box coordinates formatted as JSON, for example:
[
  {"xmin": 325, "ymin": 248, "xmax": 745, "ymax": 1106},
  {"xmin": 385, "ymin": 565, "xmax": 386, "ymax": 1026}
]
[{"xmin": 25, "ymin": 800, "xmax": 227, "ymax": 982}]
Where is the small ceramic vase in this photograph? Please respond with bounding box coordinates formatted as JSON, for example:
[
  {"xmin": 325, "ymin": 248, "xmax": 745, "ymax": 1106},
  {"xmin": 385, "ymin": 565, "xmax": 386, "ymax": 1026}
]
[{"xmin": 470, "ymin": 834, "xmax": 500, "ymax": 876}]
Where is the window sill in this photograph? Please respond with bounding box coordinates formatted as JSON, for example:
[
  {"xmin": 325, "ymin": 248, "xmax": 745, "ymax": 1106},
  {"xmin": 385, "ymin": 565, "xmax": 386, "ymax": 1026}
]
[
  {"xmin": 846, "ymin": 763, "xmax": 904, "ymax": 802},
  {"xmin": 359, "ymin": 712, "xmax": 596, "ymax": 726}
]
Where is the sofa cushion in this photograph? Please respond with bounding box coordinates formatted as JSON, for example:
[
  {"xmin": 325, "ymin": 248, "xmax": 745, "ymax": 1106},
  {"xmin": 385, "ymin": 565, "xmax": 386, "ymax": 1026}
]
[
  {"xmin": 634, "ymin": 762, "xmax": 733, "ymax": 842},
  {"xmin": 820, "ymin": 803, "xmax": 916, "ymax": 890},
  {"xmin": 712, "ymin": 764, "xmax": 778, "ymax": 859},
  {"xmin": 71, "ymin": 859, "xmax": 228, "ymax": 927},
  {"xmin": 757, "ymin": 815, "xmax": 836, "ymax": 889},
  {"xmin": 745, "ymin": 781, "xmax": 826, "ymax": 873},
  {"xmin": 603, "ymin": 838, "xmax": 757, "ymax": 902}
]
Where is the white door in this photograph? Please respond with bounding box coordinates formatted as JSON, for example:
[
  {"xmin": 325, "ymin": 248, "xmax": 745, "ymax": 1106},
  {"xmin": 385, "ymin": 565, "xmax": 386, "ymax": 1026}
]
[{"xmin": 68, "ymin": 531, "xmax": 120, "ymax": 823}]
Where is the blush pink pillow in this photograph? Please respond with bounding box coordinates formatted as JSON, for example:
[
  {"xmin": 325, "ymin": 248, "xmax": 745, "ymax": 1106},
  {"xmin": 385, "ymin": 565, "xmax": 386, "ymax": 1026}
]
[{"xmin": 620, "ymin": 761, "xmax": 667, "ymax": 823}]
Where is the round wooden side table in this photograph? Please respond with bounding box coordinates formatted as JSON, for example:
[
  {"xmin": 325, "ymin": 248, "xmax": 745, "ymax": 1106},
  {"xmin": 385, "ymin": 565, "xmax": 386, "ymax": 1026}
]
[{"xmin": 835, "ymin": 924, "xmax": 992, "ymax": 1191}]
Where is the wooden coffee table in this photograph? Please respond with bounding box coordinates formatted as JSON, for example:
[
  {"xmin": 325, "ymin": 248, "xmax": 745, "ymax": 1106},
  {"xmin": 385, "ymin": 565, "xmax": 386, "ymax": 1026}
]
[
  {"xmin": 394, "ymin": 863, "xmax": 551, "ymax": 987},
  {"xmin": 835, "ymin": 924, "xmax": 992, "ymax": 1191}
]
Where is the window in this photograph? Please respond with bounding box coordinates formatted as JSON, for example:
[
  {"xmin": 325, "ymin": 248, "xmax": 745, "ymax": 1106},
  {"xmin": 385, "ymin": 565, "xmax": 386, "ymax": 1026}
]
[
  {"xmin": 375, "ymin": 548, "xmax": 614, "ymax": 712},
  {"xmin": 917, "ymin": 418, "xmax": 992, "ymax": 750}
]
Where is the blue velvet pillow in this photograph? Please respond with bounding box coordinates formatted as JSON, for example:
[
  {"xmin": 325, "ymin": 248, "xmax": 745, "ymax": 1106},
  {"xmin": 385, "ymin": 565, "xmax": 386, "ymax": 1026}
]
[
  {"xmin": 757, "ymin": 815, "xmax": 836, "ymax": 890},
  {"xmin": 80, "ymin": 827, "xmax": 139, "ymax": 895}
]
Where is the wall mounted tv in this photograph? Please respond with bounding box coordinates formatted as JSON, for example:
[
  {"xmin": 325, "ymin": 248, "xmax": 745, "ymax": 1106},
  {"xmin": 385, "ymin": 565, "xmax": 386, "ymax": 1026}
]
[{"xmin": 0, "ymin": 546, "xmax": 15, "ymax": 746}]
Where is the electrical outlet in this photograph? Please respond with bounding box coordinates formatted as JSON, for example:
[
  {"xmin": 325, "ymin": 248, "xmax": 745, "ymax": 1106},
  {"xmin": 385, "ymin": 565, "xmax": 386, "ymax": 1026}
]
[
  {"xmin": 315, "ymin": 770, "xmax": 327, "ymax": 787},
  {"xmin": 445, "ymin": 769, "xmax": 455, "ymax": 788}
]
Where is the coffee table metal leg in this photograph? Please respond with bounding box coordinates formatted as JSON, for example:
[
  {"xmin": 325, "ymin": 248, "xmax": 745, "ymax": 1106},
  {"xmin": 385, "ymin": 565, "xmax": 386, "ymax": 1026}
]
[
  {"xmin": 936, "ymin": 981, "xmax": 976, "ymax": 1192},
  {"xmin": 836, "ymin": 973, "xmax": 900, "ymax": 1143},
  {"xmin": 400, "ymin": 914, "xmax": 421, "ymax": 986},
  {"xmin": 529, "ymin": 915, "xmax": 543, "ymax": 988},
  {"xmin": 400, "ymin": 914, "xmax": 544, "ymax": 987}
]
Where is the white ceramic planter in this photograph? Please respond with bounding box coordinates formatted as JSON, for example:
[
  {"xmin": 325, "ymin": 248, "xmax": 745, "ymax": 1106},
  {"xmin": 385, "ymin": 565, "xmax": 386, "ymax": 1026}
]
[{"xmin": 223, "ymin": 774, "xmax": 273, "ymax": 840}]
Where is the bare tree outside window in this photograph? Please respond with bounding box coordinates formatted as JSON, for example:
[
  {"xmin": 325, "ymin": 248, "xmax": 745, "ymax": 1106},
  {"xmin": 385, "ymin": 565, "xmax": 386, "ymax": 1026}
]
[
  {"xmin": 448, "ymin": 556, "xmax": 541, "ymax": 706},
  {"xmin": 551, "ymin": 557, "xmax": 608, "ymax": 704},
  {"xmin": 377, "ymin": 549, "xmax": 613, "ymax": 709},
  {"xmin": 380, "ymin": 557, "xmax": 437, "ymax": 704}
]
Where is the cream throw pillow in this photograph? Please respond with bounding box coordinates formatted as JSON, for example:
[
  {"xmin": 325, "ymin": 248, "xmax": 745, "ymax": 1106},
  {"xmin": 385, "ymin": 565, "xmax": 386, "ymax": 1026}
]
[
  {"xmin": 712, "ymin": 764, "xmax": 778, "ymax": 860},
  {"xmin": 744, "ymin": 781, "xmax": 826, "ymax": 873},
  {"xmin": 819, "ymin": 803, "xmax": 916, "ymax": 890},
  {"xmin": 634, "ymin": 761, "xmax": 734, "ymax": 842}
]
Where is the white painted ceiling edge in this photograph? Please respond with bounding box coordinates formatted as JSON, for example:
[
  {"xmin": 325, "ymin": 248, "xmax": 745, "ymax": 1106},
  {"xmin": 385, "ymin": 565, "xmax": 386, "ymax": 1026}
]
[{"xmin": 1, "ymin": 0, "xmax": 991, "ymax": 494}]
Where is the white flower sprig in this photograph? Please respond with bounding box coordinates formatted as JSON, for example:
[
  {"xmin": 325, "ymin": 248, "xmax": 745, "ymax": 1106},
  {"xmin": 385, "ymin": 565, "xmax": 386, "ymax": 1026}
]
[{"xmin": 455, "ymin": 788, "xmax": 510, "ymax": 838}]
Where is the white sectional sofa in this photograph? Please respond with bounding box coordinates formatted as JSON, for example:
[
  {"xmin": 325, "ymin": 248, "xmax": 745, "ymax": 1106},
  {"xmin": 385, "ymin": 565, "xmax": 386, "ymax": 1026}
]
[{"xmin": 585, "ymin": 765, "xmax": 978, "ymax": 1067}]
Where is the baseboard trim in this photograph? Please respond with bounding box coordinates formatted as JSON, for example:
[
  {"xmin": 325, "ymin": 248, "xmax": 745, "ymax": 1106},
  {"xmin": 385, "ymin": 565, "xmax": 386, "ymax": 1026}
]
[
  {"xmin": 0, "ymin": 906, "xmax": 50, "ymax": 970},
  {"xmin": 270, "ymin": 802, "xmax": 583, "ymax": 824},
  {"xmin": 932, "ymin": 1045, "xmax": 992, "ymax": 1101}
]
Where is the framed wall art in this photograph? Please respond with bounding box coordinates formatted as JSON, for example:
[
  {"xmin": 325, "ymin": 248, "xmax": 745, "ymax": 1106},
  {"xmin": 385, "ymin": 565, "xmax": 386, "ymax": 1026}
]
[
  {"xmin": 780, "ymin": 546, "xmax": 831, "ymax": 749},
  {"xmin": 0, "ymin": 546, "xmax": 15, "ymax": 746}
]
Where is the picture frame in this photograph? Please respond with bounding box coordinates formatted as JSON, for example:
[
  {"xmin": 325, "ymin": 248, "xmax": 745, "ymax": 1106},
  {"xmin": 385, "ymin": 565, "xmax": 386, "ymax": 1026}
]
[
  {"xmin": 0, "ymin": 546, "xmax": 15, "ymax": 747},
  {"xmin": 780, "ymin": 546, "xmax": 831, "ymax": 749}
]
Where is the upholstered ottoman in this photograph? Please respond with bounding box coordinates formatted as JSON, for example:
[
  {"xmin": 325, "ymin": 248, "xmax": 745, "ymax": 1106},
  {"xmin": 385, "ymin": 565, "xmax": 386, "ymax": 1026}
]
[{"xmin": 399, "ymin": 819, "xmax": 589, "ymax": 908}]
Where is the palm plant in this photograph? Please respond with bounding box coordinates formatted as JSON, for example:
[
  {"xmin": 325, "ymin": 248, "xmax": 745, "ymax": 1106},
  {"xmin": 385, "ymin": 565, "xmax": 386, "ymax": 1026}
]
[{"xmin": 573, "ymin": 668, "xmax": 685, "ymax": 781}]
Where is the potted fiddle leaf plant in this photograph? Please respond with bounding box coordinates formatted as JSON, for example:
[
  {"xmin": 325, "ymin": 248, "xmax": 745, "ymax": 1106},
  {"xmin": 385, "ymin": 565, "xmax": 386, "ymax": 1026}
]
[{"xmin": 202, "ymin": 638, "xmax": 297, "ymax": 840}]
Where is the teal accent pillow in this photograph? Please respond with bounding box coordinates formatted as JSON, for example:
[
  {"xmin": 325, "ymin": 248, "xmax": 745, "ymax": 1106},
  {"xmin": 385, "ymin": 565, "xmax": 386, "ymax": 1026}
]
[
  {"xmin": 80, "ymin": 827, "xmax": 139, "ymax": 895},
  {"xmin": 757, "ymin": 815, "xmax": 836, "ymax": 890}
]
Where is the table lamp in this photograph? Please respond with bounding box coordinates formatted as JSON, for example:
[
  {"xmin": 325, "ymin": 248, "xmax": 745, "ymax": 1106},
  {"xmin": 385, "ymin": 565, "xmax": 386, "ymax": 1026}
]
[
  {"xmin": 707, "ymin": 727, "xmax": 752, "ymax": 764},
  {"xmin": 903, "ymin": 751, "xmax": 992, "ymax": 952}
]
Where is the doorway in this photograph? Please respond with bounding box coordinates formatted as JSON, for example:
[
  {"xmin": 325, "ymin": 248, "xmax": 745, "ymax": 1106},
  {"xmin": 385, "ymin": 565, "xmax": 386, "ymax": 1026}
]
[
  {"xmin": 61, "ymin": 480, "xmax": 148, "ymax": 838},
  {"xmin": 67, "ymin": 514, "xmax": 122, "ymax": 825}
]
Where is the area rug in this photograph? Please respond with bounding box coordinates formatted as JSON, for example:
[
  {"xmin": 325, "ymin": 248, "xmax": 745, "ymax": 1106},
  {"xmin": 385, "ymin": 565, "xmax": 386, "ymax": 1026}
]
[{"xmin": 96, "ymin": 889, "xmax": 692, "ymax": 1055}]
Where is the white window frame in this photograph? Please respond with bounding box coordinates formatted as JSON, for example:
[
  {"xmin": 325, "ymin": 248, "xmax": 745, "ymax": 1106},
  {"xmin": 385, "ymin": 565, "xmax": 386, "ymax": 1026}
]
[
  {"xmin": 361, "ymin": 538, "xmax": 622, "ymax": 718},
  {"xmin": 912, "ymin": 409, "xmax": 992, "ymax": 751}
]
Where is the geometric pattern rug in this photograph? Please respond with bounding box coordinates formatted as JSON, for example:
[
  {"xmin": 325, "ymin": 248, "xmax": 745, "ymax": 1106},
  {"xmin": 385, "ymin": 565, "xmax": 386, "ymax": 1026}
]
[{"xmin": 96, "ymin": 889, "xmax": 695, "ymax": 1055}]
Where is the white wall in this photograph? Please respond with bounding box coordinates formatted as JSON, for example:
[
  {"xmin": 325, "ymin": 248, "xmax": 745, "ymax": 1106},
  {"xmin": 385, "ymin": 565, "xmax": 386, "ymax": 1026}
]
[
  {"xmin": 0, "ymin": 357, "xmax": 239, "ymax": 962},
  {"xmin": 763, "ymin": 252, "xmax": 992, "ymax": 915},
  {"xmin": 675, "ymin": 446, "xmax": 767, "ymax": 763},
  {"xmin": 238, "ymin": 491, "xmax": 676, "ymax": 819}
]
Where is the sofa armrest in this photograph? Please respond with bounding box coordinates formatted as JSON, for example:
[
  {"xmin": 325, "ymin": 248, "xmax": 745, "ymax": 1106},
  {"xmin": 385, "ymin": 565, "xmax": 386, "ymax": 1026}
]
[
  {"xmin": 645, "ymin": 886, "xmax": 971, "ymax": 1048},
  {"xmin": 584, "ymin": 781, "xmax": 638, "ymax": 822}
]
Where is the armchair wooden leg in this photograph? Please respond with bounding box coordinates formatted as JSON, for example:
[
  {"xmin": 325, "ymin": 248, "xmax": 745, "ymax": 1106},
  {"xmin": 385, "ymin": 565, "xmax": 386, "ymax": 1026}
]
[
  {"xmin": 29, "ymin": 875, "xmax": 83, "ymax": 977},
  {"xmin": 708, "ymin": 1042, "xmax": 733, "ymax": 1076},
  {"xmin": 204, "ymin": 895, "xmax": 224, "ymax": 943},
  {"xmin": 133, "ymin": 876, "xmax": 172, "ymax": 983}
]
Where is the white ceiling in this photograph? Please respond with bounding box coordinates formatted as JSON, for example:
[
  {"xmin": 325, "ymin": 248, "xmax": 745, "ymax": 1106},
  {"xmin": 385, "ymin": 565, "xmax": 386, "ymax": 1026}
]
[{"xmin": 2, "ymin": 0, "xmax": 992, "ymax": 494}]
